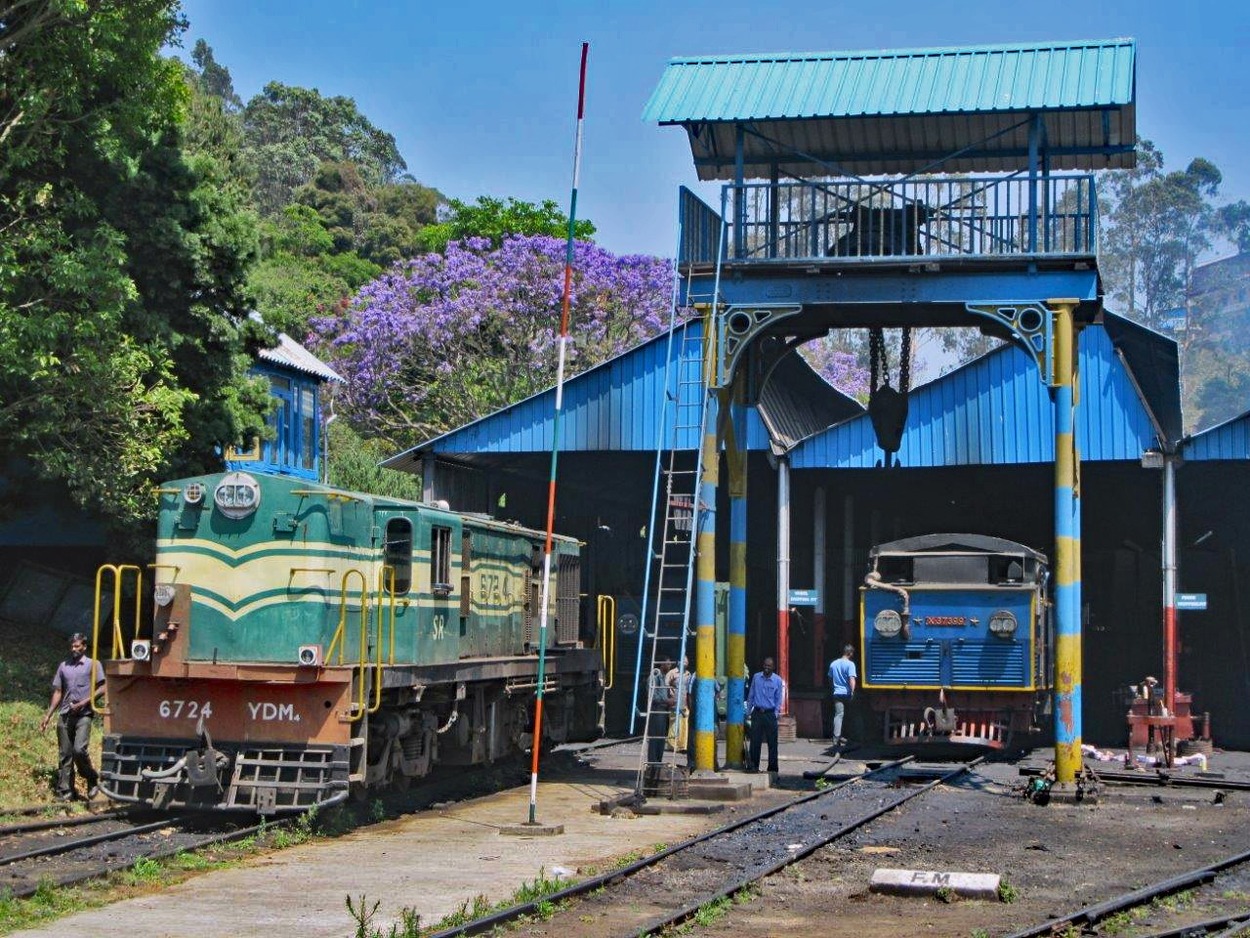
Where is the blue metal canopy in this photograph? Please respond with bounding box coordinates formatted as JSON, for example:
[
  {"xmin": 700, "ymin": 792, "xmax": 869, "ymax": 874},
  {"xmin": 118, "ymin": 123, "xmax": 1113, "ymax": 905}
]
[
  {"xmin": 1183, "ymin": 410, "xmax": 1250, "ymax": 461},
  {"xmin": 789, "ymin": 322, "xmax": 1163, "ymax": 469},
  {"xmin": 381, "ymin": 319, "xmax": 862, "ymax": 468},
  {"xmin": 643, "ymin": 38, "xmax": 1136, "ymax": 179}
]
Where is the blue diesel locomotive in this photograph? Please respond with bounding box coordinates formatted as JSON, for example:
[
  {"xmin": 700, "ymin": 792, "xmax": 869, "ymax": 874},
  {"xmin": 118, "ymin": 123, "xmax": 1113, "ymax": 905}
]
[{"xmin": 860, "ymin": 534, "xmax": 1051, "ymax": 748}]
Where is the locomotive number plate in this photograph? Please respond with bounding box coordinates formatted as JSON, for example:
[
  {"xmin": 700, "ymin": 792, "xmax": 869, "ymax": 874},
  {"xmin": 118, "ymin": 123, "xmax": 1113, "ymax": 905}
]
[
  {"xmin": 925, "ymin": 616, "xmax": 966, "ymax": 626},
  {"xmin": 158, "ymin": 699, "xmax": 213, "ymax": 719}
]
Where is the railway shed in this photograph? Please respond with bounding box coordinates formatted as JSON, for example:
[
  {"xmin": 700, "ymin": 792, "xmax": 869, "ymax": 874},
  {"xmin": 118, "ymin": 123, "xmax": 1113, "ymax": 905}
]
[
  {"xmin": 382, "ymin": 309, "xmax": 1246, "ymax": 749},
  {"xmin": 388, "ymin": 37, "xmax": 1250, "ymax": 772}
]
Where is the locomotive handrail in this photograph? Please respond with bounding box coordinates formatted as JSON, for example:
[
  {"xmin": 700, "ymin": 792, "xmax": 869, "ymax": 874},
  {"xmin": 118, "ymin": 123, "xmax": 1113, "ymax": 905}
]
[
  {"xmin": 378, "ymin": 564, "xmax": 398, "ymax": 666},
  {"xmin": 596, "ymin": 595, "xmax": 616, "ymax": 689},
  {"xmin": 91, "ymin": 563, "xmax": 143, "ymax": 714},
  {"xmin": 330, "ymin": 568, "xmax": 373, "ymax": 722},
  {"xmin": 289, "ymin": 489, "xmax": 363, "ymax": 502}
]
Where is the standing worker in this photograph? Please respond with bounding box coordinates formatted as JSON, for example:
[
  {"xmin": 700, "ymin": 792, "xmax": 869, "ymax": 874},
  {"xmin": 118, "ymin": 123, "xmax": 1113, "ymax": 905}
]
[
  {"xmin": 746, "ymin": 656, "xmax": 784, "ymax": 774},
  {"xmin": 39, "ymin": 632, "xmax": 105, "ymax": 801},
  {"xmin": 828, "ymin": 644, "xmax": 858, "ymax": 746},
  {"xmin": 646, "ymin": 658, "xmax": 675, "ymax": 767}
]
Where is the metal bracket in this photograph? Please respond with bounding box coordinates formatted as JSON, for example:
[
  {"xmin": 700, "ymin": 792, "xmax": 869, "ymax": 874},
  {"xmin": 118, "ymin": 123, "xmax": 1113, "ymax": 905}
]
[
  {"xmin": 717, "ymin": 304, "xmax": 804, "ymax": 389},
  {"xmin": 965, "ymin": 302, "xmax": 1054, "ymax": 387}
]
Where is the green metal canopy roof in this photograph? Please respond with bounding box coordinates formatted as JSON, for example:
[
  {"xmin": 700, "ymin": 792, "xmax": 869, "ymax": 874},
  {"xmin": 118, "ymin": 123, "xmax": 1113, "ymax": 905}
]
[{"xmin": 643, "ymin": 38, "xmax": 1136, "ymax": 179}]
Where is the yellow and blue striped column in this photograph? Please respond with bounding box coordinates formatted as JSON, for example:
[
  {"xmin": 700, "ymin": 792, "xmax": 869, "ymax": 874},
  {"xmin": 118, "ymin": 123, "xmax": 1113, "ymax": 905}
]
[
  {"xmin": 1050, "ymin": 298, "xmax": 1083, "ymax": 785},
  {"xmin": 693, "ymin": 319, "xmax": 720, "ymax": 773},
  {"xmin": 725, "ymin": 379, "xmax": 748, "ymax": 769}
]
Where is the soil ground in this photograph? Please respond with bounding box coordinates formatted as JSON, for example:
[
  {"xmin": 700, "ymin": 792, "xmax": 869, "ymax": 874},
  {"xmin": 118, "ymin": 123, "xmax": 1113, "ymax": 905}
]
[{"xmin": 6, "ymin": 739, "xmax": 1249, "ymax": 938}]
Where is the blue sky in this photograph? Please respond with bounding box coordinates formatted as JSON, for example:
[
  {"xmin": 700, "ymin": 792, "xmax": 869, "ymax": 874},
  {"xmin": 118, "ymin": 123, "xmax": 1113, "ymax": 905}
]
[{"xmin": 179, "ymin": 0, "xmax": 1250, "ymax": 259}]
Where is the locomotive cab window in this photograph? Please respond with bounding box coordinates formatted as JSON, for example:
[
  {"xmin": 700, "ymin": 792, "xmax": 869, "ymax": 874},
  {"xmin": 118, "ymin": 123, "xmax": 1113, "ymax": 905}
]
[
  {"xmin": 431, "ymin": 525, "xmax": 452, "ymax": 596},
  {"xmin": 384, "ymin": 518, "xmax": 413, "ymax": 594},
  {"xmin": 989, "ymin": 556, "xmax": 1027, "ymax": 585},
  {"xmin": 877, "ymin": 556, "xmax": 914, "ymax": 584}
]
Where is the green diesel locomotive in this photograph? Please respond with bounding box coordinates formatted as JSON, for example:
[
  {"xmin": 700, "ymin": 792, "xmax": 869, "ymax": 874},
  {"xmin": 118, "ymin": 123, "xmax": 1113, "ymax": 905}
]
[{"xmin": 95, "ymin": 470, "xmax": 603, "ymax": 813}]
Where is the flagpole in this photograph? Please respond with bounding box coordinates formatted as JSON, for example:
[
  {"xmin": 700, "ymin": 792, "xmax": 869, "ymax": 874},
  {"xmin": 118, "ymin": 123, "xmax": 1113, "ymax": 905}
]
[{"xmin": 528, "ymin": 40, "xmax": 589, "ymax": 826}]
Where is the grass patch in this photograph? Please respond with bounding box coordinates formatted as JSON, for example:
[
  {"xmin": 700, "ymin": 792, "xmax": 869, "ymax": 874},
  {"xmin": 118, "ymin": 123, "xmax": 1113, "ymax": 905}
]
[
  {"xmin": 347, "ymin": 865, "xmax": 580, "ymax": 937},
  {"xmin": 998, "ymin": 880, "xmax": 1019, "ymax": 904},
  {"xmin": 0, "ymin": 618, "xmax": 104, "ymax": 809},
  {"xmin": 0, "ymin": 809, "xmax": 340, "ymax": 934}
]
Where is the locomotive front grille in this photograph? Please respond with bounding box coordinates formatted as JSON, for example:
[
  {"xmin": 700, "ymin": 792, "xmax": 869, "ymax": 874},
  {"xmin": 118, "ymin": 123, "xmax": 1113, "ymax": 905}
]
[{"xmin": 102, "ymin": 735, "xmax": 350, "ymax": 813}]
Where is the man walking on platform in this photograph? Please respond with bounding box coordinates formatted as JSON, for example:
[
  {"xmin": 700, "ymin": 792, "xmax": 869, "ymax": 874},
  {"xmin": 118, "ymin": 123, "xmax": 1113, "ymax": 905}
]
[
  {"xmin": 828, "ymin": 644, "xmax": 857, "ymax": 746},
  {"xmin": 40, "ymin": 633, "xmax": 105, "ymax": 801},
  {"xmin": 746, "ymin": 657, "xmax": 784, "ymax": 774}
]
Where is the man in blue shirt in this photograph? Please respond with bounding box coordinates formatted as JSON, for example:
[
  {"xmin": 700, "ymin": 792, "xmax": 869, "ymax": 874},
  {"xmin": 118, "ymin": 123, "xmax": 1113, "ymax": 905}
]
[
  {"xmin": 40, "ymin": 633, "xmax": 105, "ymax": 800},
  {"xmin": 746, "ymin": 657, "xmax": 784, "ymax": 774},
  {"xmin": 828, "ymin": 644, "xmax": 858, "ymax": 746}
]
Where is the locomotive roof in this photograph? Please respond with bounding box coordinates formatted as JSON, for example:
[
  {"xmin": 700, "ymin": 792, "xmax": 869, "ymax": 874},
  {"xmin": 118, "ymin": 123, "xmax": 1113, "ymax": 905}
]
[
  {"xmin": 870, "ymin": 533, "xmax": 1046, "ymax": 563},
  {"xmin": 163, "ymin": 473, "xmax": 575, "ymax": 546}
]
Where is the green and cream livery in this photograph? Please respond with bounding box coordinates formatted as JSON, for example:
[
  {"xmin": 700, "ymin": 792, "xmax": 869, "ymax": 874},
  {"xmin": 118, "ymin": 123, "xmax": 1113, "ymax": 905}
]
[{"xmin": 100, "ymin": 470, "xmax": 603, "ymax": 813}]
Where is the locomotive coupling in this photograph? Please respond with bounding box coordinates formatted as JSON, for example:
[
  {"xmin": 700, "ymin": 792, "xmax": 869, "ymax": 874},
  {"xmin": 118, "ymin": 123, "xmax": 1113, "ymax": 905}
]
[{"xmin": 140, "ymin": 715, "xmax": 228, "ymax": 806}]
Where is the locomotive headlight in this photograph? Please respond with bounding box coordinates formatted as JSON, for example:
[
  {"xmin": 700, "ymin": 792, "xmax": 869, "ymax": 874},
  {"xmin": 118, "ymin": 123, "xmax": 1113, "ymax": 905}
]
[
  {"xmin": 988, "ymin": 610, "xmax": 1018, "ymax": 638},
  {"xmin": 183, "ymin": 482, "xmax": 205, "ymax": 505},
  {"xmin": 873, "ymin": 609, "xmax": 903, "ymax": 638},
  {"xmin": 213, "ymin": 472, "xmax": 261, "ymax": 520}
]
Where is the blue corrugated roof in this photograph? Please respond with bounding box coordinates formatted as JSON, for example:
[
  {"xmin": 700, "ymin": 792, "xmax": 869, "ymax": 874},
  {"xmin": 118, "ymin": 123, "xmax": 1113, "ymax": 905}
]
[
  {"xmin": 1183, "ymin": 410, "xmax": 1250, "ymax": 461},
  {"xmin": 382, "ymin": 319, "xmax": 862, "ymax": 465},
  {"xmin": 789, "ymin": 326, "xmax": 1160, "ymax": 469},
  {"xmin": 644, "ymin": 38, "xmax": 1136, "ymax": 178},
  {"xmin": 644, "ymin": 39, "xmax": 1135, "ymax": 122}
]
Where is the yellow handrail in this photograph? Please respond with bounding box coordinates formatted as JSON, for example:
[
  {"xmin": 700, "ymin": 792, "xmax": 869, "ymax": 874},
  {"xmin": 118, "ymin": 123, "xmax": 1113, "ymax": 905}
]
[
  {"xmin": 90, "ymin": 564, "xmax": 143, "ymax": 713},
  {"xmin": 596, "ymin": 594, "xmax": 616, "ymax": 689},
  {"xmin": 378, "ymin": 565, "xmax": 397, "ymax": 666},
  {"xmin": 331, "ymin": 569, "xmax": 372, "ymax": 722}
]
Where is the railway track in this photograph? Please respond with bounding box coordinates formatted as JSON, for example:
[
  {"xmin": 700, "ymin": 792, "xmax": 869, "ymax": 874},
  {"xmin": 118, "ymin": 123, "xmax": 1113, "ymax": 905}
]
[
  {"xmin": 1007, "ymin": 845, "xmax": 1250, "ymax": 938},
  {"xmin": 425, "ymin": 755, "xmax": 983, "ymax": 938},
  {"xmin": 0, "ymin": 808, "xmax": 277, "ymax": 900},
  {"xmin": 0, "ymin": 751, "xmax": 544, "ymax": 903}
]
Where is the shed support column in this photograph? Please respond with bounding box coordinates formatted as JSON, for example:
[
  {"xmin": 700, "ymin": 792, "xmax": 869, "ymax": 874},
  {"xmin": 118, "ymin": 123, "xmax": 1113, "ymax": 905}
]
[
  {"xmin": 725, "ymin": 388, "xmax": 748, "ymax": 768},
  {"xmin": 1051, "ymin": 298, "xmax": 1083, "ymax": 785},
  {"xmin": 842, "ymin": 494, "xmax": 855, "ymax": 647},
  {"xmin": 693, "ymin": 372, "xmax": 720, "ymax": 773},
  {"xmin": 776, "ymin": 457, "xmax": 791, "ymax": 714},
  {"xmin": 813, "ymin": 486, "xmax": 827, "ymax": 687},
  {"xmin": 1162, "ymin": 451, "xmax": 1177, "ymax": 714}
]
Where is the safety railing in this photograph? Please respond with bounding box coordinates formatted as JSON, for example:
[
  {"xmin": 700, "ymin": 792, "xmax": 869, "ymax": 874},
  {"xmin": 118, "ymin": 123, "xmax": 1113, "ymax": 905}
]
[
  {"xmin": 90, "ymin": 564, "xmax": 144, "ymax": 712},
  {"xmin": 596, "ymin": 594, "xmax": 616, "ymax": 689},
  {"xmin": 703, "ymin": 174, "xmax": 1097, "ymax": 265},
  {"xmin": 678, "ymin": 186, "xmax": 724, "ymax": 268},
  {"xmin": 328, "ymin": 569, "xmax": 379, "ymax": 721}
]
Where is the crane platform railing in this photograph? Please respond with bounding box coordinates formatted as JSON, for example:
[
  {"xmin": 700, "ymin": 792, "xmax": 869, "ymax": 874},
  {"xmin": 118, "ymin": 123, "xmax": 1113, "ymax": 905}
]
[{"xmin": 678, "ymin": 174, "xmax": 1098, "ymax": 267}]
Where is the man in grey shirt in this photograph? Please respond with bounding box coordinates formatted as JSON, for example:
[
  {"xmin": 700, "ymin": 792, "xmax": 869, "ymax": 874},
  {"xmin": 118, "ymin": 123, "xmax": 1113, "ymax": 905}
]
[{"xmin": 40, "ymin": 633, "xmax": 105, "ymax": 800}]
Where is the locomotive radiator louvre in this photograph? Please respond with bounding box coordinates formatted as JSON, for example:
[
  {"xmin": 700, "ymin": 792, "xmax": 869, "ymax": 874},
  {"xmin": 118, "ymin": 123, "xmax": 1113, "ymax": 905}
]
[{"xmin": 556, "ymin": 555, "xmax": 581, "ymax": 645}]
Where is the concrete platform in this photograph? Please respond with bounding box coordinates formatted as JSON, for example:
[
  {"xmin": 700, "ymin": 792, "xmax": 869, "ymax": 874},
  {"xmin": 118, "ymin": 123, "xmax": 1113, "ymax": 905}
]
[{"xmin": 16, "ymin": 737, "xmax": 1248, "ymax": 937}]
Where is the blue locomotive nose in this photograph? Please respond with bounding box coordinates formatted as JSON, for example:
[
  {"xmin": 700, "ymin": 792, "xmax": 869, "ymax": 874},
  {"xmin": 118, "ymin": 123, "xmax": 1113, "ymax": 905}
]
[
  {"xmin": 858, "ymin": 534, "xmax": 1049, "ymax": 749},
  {"xmin": 864, "ymin": 589, "xmax": 1033, "ymax": 689}
]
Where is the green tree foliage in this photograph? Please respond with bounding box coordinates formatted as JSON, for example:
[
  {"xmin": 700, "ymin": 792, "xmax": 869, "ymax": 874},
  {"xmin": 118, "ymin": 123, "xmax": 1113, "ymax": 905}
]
[
  {"xmin": 190, "ymin": 38, "xmax": 241, "ymax": 111},
  {"xmin": 240, "ymin": 82, "xmax": 407, "ymax": 216},
  {"xmin": 324, "ymin": 421, "xmax": 423, "ymax": 501},
  {"xmin": 0, "ymin": 0, "xmax": 268, "ymax": 524},
  {"xmin": 1101, "ymin": 140, "xmax": 1222, "ymax": 329},
  {"xmin": 250, "ymin": 164, "xmax": 443, "ymax": 336},
  {"xmin": 415, "ymin": 196, "xmax": 596, "ymax": 254},
  {"xmin": 1098, "ymin": 139, "xmax": 1250, "ymax": 430}
]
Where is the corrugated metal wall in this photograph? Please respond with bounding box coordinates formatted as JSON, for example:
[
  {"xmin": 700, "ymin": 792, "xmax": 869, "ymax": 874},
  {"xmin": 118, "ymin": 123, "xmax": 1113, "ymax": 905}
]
[{"xmin": 790, "ymin": 327, "xmax": 1159, "ymax": 469}]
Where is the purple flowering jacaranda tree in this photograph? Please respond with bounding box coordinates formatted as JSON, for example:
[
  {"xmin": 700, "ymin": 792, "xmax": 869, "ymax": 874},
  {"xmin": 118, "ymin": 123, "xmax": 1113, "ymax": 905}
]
[{"xmin": 312, "ymin": 235, "xmax": 672, "ymax": 446}]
